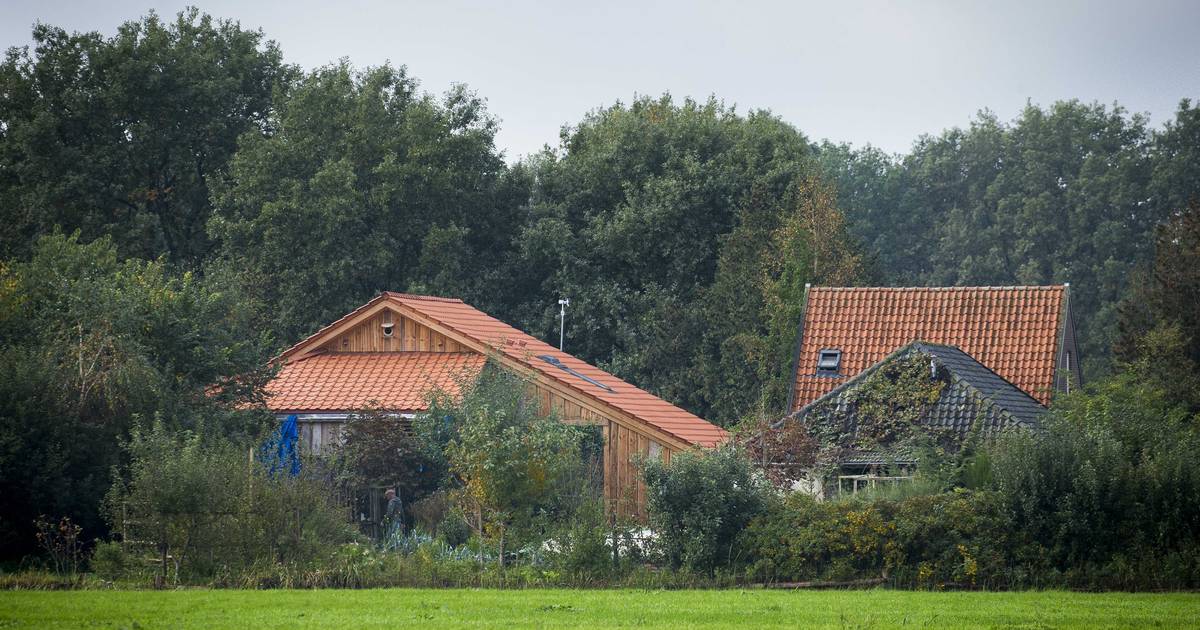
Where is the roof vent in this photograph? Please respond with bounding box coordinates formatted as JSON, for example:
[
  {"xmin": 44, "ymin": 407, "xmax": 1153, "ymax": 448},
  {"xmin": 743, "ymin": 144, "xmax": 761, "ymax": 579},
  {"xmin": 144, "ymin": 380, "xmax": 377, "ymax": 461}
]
[
  {"xmin": 816, "ymin": 349, "xmax": 841, "ymax": 376},
  {"xmin": 536, "ymin": 355, "xmax": 614, "ymax": 393}
]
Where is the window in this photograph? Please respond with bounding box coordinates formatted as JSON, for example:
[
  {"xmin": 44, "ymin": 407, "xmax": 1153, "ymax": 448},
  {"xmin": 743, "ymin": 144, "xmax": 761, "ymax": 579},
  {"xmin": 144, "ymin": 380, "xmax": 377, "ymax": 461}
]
[{"xmin": 816, "ymin": 349, "xmax": 841, "ymax": 375}]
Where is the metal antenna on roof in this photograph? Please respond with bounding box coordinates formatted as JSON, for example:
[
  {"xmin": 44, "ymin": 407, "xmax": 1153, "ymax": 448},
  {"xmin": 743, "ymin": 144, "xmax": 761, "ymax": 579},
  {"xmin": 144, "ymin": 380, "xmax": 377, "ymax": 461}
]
[{"xmin": 557, "ymin": 298, "xmax": 570, "ymax": 351}]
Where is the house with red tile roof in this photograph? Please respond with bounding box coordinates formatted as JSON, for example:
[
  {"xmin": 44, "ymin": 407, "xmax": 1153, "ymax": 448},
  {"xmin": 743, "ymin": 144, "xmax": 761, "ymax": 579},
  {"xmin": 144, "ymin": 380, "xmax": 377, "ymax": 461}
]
[
  {"xmin": 770, "ymin": 285, "xmax": 1080, "ymax": 498},
  {"xmin": 788, "ymin": 285, "xmax": 1082, "ymax": 414},
  {"xmin": 264, "ymin": 292, "xmax": 727, "ymax": 517}
]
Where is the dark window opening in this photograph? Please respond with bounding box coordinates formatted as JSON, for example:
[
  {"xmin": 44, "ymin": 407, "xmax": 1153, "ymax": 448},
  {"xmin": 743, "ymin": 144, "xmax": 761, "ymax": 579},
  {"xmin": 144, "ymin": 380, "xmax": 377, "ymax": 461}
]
[
  {"xmin": 817, "ymin": 349, "xmax": 842, "ymax": 375},
  {"xmin": 537, "ymin": 355, "xmax": 614, "ymax": 393}
]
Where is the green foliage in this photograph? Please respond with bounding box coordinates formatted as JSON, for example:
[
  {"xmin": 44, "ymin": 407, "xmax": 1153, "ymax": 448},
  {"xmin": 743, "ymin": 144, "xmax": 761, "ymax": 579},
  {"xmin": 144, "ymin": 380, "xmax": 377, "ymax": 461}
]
[
  {"xmin": 804, "ymin": 353, "xmax": 948, "ymax": 452},
  {"xmin": 417, "ymin": 363, "xmax": 588, "ymax": 565},
  {"xmin": 1116, "ymin": 200, "xmax": 1200, "ymax": 411},
  {"xmin": 544, "ymin": 497, "xmax": 614, "ymax": 581},
  {"xmin": 988, "ymin": 370, "xmax": 1200, "ymax": 584},
  {"xmin": 0, "ymin": 9, "xmax": 295, "ymax": 263},
  {"xmin": 209, "ymin": 61, "xmax": 522, "ymax": 343},
  {"xmin": 328, "ymin": 408, "xmax": 444, "ymax": 508},
  {"xmin": 819, "ymin": 100, "xmax": 1200, "ymax": 377},
  {"xmin": 106, "ymin": 420, "xmax": 355, "ymax": 585},
  {"xmin": 641, "ymin": 445, "xmax": 769, "ymax": 573},
  {"xmin": 493, "ymin": 96, "xmax": 866, "ymax": 424},
  {"xmin": 0, "ymin": 233, "xmax": 272, "ymax": 558},
  {"xmin": 88, "ymin": 541, "xmax": 132, "ymax": 582},
  {"xmin": 741, "ymin": 490, "xmax": 1016, "ymax": 588}
]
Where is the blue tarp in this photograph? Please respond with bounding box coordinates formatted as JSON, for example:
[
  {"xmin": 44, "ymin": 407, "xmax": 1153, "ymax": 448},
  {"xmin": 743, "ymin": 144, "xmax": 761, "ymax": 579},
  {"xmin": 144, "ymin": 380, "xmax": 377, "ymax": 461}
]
[{"xmin": 261, "ymin": 414, "xmax": 301, "ymax": 477}]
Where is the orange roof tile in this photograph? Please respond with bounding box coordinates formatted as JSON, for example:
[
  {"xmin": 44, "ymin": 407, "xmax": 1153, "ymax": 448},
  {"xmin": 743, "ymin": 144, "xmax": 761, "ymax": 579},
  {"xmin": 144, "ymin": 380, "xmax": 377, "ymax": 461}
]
[
  {"xmin": 273, "ymin": 293, "xmax": 728, "ymax": 447},
  {"xmin": 791, "ymin": 286, "xmax": 1067, "ymax": 410},
  {"xmin": 266, "ymin": 352, "xmax": 485, "ymax": 413}
]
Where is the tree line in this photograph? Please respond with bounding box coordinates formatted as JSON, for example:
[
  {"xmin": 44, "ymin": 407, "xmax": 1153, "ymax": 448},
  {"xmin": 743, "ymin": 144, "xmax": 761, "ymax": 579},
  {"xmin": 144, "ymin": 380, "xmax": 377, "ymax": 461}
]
[{"xmin": 1, "ymin": 8, "xmax": 1198, "ymax": 559}]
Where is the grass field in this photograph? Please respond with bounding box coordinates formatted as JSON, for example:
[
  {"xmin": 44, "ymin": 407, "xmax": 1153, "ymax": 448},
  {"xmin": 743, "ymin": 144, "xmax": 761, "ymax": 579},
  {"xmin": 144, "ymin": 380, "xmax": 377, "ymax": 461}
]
[{"xmin": 1, "ymin": 588, "xmax": 1197, "ymax": 629}]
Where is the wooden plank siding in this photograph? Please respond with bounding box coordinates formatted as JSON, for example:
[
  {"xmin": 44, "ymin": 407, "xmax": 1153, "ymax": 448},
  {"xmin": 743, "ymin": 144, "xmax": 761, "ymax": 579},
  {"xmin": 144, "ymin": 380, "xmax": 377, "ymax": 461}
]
[
  {"xmin": 535, "ymin": 376, "xmax": 665, "ymax": 518},
  {"xmin": 602, "ymin": 420, "xmax": 666, "ymax": 519},
  {"xmin": 531, "ymin": 382, "xmax": 609, "ymax": 426},
  {"xmin": 299, "ymin": 420, "xmax": 346, "ymax": 453},
  {"xmin": 320, "ymin": 311, "xmax": 465, "ymax": 354},
  {"xmin": 292, "ymin": 304, "xmax": 686, "ymax": 519}
]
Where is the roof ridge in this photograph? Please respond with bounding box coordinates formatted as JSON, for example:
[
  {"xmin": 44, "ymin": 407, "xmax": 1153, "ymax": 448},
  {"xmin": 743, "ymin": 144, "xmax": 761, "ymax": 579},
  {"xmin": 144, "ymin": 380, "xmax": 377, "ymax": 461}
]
[
  {"xmin": 318, "ymin": 350, "xmax": 479, "ymax": 356},
  {"xmin": 808, "ymin": 285, "xmax": 1066, "ymax": 291},
  {"xmin": 384, "ymin": 292, "xmax": 464, "ymax": 303}
]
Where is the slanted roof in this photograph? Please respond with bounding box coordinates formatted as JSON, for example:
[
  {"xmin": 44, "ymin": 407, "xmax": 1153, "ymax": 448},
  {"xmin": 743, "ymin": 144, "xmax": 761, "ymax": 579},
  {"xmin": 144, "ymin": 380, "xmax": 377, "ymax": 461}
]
[
  {"xmin": 265, "ymin": 352, "xmax": 486, "ymax": 413},
  {"xmin": 912, "ymin": 343, "xmax": 1046, "ymax": 429},
  {"xmin": 275, "ymin": 292, "xmax": 728, "ymax": 448},
  {"xmin": 791, "ymin": 286, "xmax": 1068, "ymax": 410},
  {"xmin": 793, "ymin": 341, "xmax": 1046, "ymax": 449}
]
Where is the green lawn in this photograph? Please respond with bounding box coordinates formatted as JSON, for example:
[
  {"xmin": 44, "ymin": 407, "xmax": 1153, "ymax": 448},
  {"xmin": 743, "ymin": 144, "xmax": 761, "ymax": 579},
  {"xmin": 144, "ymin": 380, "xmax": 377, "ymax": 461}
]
[{"xmin": 1, "ymin": 589, "xmax": 1196, "ymax": 629}]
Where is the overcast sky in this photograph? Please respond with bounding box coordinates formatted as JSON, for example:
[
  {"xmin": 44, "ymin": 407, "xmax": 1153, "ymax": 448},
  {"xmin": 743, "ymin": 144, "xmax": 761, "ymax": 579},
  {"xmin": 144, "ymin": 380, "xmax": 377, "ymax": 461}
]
[{"xmin": 3, "ymin": 1, "xmax": 1198, "ymax": 161}]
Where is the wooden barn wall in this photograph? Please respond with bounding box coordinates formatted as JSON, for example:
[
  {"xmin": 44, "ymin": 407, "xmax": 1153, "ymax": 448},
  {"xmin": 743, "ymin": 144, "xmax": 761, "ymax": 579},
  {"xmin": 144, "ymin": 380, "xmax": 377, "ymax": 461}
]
[
  {"xmin": 321, "ymin": 309, "xmax": 465, "ymax": 353},
  {"xmin": 531, "ymin": 382, "xmax": 608, "ymax": 426},
  {"xmin": 298, "ymin": 420, "xmax": 346, "ymax": 454},
  {"xmin": 304, "ymin": 307, "xmax": 681, "ymax": 520},
  {"xmin": 528, "ymin": 381, "xmax": 675, "ymax": 518},
  {"xmin": 604, "ymin": 421, "xmax": 671, "ymax": 519}
]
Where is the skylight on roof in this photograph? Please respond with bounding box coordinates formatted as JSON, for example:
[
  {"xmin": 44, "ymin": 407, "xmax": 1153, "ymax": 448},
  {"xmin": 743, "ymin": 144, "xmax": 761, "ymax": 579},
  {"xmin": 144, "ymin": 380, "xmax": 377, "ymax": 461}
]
[
  {"xmin": 537, "ymin": 355, "xmax": 614, "ymax": 393},
  {"xmin": 817, "ymin": 349, "xmax": 842, "ymax": 375}
]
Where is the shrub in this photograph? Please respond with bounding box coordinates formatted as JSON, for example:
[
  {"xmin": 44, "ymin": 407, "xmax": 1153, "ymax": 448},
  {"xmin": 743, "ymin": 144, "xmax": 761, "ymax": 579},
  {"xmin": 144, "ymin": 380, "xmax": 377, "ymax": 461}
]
[
  {"xmin": 105, "ymin": 420, "xmax": 356, "ymax": 585},
  {"xmin": 641, "ymin": 445, "xmax": 768, "ymax": 574},
  {"xmin": 546, "ymin": 497, "xmax": 613, "ymax": 581},
  {"xmin": 987, "ymin": 371, "xmax": 1200, "ymax": 589},
  {"xmin": 741, "ymin": 490, "xmax": 1016, "ymax": 588},
  {"xmin": 328, "ymin": 408, "xmax": 444, "ymax": 511},
  {"xmin": 89, "ymin": 541, "xmax": 133, "ymax": 582},
  {"xmin": 419, "ymin": 362, "xmax": 589, "ymax": 568}
]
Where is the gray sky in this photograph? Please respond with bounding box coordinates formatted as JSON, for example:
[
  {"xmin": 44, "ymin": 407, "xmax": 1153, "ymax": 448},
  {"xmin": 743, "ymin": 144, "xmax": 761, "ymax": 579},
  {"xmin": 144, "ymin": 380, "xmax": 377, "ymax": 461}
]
[{"xmin": 3, "ymin": 0, "xmax": 1198, "ymax": 161}]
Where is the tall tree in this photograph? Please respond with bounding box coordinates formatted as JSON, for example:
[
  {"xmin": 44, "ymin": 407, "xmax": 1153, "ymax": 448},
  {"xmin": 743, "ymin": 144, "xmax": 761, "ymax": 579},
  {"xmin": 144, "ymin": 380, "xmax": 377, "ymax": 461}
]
[
  {"xmin": 209, "ymin": 62, "xmax": 523, "ymax": 343},
  {"xmin": 818, "ymin": 100, "xmax": 1200, "ymax": 377},
  {"xmin": 0, "ymin": 232, "xmax": 273, "ymax": 558},
  {"xmin": 0, "ymin": 9, "xmax": 294, "ymax": 263},
  {"xmin": 494, "ymin": 96, "xmax": 865, "ymax": 424},
  {"xmin": 1116, "ymin": 200, "xmax": 1200, "ymax": 410}
]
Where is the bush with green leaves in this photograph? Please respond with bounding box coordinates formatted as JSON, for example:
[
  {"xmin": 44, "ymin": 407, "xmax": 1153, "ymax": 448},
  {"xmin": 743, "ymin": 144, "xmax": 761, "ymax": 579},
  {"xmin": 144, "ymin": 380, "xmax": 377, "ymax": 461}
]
[
  {"xmin": 988, "ymin": 368, "xmax": 1200, "ymax": 589},
  {"xmin": 0, "ymin": 232, "xmax": 273, "ymax": 560},
  {"xmin": 740, "ymin": 490, "xmax": 1017, "ymax": 588},
  {"xmin": 327, "ymin": 408, "xmax": 445, "ymax": 516},
  {"xmin": 737, "ymin": 364, "xmax": 1200, "ymax": 591},
  {"xmin": 641, "ymin": 445, "xmax": 769, "ymax": 574},
  {"xmin": 415, "ymin": 362, "xmax": 591, "ymax": 568},
  {"xmin": 105, "ymin": 420, "xmax": 355, "ymax": 585}
]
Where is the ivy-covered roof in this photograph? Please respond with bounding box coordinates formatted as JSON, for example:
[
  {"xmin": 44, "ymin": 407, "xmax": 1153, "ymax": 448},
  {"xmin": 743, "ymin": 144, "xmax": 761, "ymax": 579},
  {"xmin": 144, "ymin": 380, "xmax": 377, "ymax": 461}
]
[
  {"xmin": 912, "ymin": 342, "xmax": 1047, "ymax": 429},
  {"xmin": 792, "ymin": 341, "xmax": 1046, "ymax": 455}
]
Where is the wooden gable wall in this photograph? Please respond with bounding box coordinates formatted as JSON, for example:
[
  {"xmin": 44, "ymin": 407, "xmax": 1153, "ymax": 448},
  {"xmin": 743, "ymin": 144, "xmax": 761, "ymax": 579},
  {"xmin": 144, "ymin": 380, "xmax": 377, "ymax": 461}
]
[
  {"xmin": 319, "ymin": 308, "xmax": 467, "ymax": 353},
  {"xmin": 292, "ymin": 301, "xmax": 683, "ymax": 520}
]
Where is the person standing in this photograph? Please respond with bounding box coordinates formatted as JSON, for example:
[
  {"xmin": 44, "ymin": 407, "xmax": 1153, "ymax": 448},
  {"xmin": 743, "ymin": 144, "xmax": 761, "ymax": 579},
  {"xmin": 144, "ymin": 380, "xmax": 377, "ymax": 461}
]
[{"xmin": 384, "ymin": 488, "xmax": 403, "ymax": 536}]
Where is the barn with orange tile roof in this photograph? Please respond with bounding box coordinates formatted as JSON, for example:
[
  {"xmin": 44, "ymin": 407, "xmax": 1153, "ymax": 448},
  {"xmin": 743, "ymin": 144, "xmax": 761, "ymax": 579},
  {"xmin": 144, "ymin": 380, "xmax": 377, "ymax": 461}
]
[
  {"xmin": 787, "ymin": 285, "xmax": 1082, "ymax": 412},
  {"xmin": 265, "ymin": 292, "xmax": 728, "ymax": 517}
]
